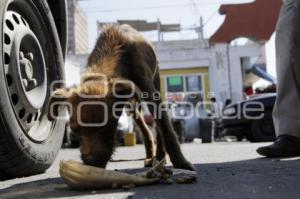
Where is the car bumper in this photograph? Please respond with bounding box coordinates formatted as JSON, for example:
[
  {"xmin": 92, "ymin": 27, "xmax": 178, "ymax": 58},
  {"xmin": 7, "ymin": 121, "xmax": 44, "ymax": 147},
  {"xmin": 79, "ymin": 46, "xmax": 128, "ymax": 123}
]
[{"xmin": 218, "ymin": 118, "xmax": 251, "ymax": 137}]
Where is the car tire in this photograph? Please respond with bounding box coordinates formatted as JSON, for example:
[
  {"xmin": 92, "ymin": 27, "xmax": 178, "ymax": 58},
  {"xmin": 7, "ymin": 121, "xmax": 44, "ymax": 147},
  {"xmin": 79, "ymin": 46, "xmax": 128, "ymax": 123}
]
[
  {"xmin": 0, "ymin": 0, "xmax": 66, "ymax": 177},
  {"xmin": 250, "ymin": 111, "xmax": 276, "ymax": 142}
]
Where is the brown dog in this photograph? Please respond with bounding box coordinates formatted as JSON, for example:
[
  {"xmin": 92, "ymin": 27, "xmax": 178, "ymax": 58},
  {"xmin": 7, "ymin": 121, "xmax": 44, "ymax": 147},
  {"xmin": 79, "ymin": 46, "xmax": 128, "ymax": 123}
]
[{"xmin": 48, "ymin": 25, "xmax": 194, "ymax": 171}]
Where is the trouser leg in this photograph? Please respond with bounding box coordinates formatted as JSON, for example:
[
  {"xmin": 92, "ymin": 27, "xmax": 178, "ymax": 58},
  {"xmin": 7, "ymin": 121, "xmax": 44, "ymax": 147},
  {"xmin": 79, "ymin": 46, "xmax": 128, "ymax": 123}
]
[{"xmin": 273, "ymin": 0, "xmax": 300, "ymax": 138}]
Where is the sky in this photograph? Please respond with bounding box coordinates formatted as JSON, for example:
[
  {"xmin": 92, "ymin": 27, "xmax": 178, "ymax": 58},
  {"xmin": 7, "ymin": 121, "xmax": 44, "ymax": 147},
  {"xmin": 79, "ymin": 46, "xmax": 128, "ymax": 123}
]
[
  {"xmin": 77, "ymin": 0, "xmax": 276, "ymax": 80},
  {"xmin": 78, "ymin": 0, "xmax": 253, "ymax": 50}
]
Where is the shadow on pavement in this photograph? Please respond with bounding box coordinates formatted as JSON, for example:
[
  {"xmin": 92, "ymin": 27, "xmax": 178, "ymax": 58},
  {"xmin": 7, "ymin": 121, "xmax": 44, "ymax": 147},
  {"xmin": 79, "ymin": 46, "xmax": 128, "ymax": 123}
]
[{"xmin": 0, "ymin": 158, "xmax": 299, "ymax": 199}]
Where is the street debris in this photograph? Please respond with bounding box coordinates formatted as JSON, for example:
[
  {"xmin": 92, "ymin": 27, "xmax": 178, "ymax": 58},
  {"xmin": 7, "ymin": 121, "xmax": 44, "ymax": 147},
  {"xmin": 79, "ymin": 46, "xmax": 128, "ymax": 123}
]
[{"xmin": 59, "ymin": 159, "xmax": 197, "ymax": 190}]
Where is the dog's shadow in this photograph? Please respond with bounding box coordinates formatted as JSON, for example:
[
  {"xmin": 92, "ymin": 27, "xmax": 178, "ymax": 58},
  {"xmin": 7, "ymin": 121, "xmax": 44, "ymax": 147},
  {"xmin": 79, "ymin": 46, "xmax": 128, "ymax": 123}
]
[
  {"xmin": 0, "ymin": 177, "xmax": 137, "ymax": 199},
  {"xmin": 0, "ymin": 167, "xmax": 158, "ymax": 199}
]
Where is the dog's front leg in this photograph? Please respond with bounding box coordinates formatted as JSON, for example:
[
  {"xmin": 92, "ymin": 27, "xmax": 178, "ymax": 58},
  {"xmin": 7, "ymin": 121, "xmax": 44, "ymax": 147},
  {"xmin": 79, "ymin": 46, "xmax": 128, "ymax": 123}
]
[{"xmin": 134, "ymin": 108, "xmax": 155, "ymax": 167}]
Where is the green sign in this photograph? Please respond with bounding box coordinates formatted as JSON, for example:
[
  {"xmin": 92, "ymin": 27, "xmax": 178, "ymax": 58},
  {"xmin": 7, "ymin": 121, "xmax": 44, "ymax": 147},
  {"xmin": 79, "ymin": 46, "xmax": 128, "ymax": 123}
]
[{"xmin": 169, "ymin": 76, "xmax": 182, "ymax": 86}]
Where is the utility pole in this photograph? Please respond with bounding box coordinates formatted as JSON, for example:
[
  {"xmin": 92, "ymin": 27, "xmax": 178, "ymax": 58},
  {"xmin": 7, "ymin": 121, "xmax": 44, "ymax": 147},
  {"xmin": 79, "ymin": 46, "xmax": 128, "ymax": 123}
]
[
  {"xmin": 157, "ymin": 18, "xmax": 161, "ymax": 42},
  {"xmin": 198, "ymin": 16, "xmax": 204, "ymax": 40}
]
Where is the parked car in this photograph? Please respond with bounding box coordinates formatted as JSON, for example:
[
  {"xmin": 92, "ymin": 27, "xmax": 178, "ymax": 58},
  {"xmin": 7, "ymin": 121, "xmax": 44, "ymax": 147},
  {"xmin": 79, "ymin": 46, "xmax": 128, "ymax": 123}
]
[
  {"xmin": 168, "ymin": 93, "xmax": 210, "ymax": 142},
  {"xmin": 219, "ymin": 93, "xmax": 277, "ymax": 142},
  {"xmin": 0, "ymin": 0, "xmax": 67, "ymax": 177}
]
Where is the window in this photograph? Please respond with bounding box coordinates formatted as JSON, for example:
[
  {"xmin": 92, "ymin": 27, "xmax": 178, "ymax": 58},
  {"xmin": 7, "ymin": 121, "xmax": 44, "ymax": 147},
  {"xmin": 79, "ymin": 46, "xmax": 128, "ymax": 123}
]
[
  {"xmin": 186, "ymin": 75, "xmax": 202, "ymax": 92},
  {"xmin": 167, "ymin": 76, "xmax": 184, "ymax": 92},
  {"xmin": 165, "ymin": 74, "xmax": 205, "ymax": 102}
]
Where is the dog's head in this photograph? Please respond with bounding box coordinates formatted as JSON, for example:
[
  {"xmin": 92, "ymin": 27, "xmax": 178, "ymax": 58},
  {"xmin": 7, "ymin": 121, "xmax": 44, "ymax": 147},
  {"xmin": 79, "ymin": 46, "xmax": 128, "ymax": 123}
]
[{"xmin": 48, "ymin": 73, "xmax": 141, "ymax": 168}]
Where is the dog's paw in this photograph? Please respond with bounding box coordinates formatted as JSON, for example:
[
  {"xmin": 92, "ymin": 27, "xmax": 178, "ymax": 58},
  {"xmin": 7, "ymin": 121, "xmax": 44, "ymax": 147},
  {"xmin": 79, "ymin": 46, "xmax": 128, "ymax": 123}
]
[
  {"xmin": 144, "ymin": 158, "xmax": 154, "ymax": 168},
  {"xmin": 174, "ymin": 160, "xmax": 196, "ymax": 171}
]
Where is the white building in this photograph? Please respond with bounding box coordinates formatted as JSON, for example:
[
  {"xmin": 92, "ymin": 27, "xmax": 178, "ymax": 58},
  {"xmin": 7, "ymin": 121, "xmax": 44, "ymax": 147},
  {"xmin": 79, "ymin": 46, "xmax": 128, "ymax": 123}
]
[
  {"xmin": 67, "ymin": 0, "xmax": 89, "ymax": 54},
  {"xmin": 154, "ymin": 39, "xmax": 266, "ymax": 106}
]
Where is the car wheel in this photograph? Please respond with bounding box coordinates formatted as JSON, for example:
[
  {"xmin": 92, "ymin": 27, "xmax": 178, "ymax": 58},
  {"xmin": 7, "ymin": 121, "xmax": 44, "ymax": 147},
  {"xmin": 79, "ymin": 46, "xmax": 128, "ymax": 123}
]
[
  {"xmin": 251, "ymin": 111, "xmax": 276, "ymax": 142},
  {"xmin": 0, "ymin": 0, "xmax": 66, "ymax": 177}
]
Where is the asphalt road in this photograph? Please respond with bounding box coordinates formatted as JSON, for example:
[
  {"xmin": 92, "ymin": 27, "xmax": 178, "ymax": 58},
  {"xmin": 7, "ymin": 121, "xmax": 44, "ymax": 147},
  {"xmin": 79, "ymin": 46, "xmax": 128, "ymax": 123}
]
[{"xmin": 0, "ymin": 142, "xmax": 300, "ymax": 199}]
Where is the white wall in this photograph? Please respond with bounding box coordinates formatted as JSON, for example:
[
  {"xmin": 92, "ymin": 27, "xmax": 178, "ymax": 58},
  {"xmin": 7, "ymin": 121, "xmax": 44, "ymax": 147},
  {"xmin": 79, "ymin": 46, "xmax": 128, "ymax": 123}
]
[
  {"xmin": 265, "ymin": 33, "xmax": 277, "ymax": 78},
  {"xmin": 209, "ymin": 44, "xmax": 231, "ymax": 104},
  {"xmin": 154, "ymin": 39, "xmax": 266, "ymax": 105},
  {"xmin": 154, "ymin": 40, "xmax": 210, "ymax": 70},
  {"xmin": 228, "ymin": 43, "xmax": 264, "ymax": 102},
  {"xmin": 65, "ymin": 54, "xmax": 88, "ymax": 86}
]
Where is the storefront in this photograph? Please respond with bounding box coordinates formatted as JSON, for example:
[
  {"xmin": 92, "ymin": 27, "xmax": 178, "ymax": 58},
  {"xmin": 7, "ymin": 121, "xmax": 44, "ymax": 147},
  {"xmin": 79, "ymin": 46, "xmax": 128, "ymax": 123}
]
[{"xmin": 160, "ymin": 67, "xmax": 210, "ymax": 104}]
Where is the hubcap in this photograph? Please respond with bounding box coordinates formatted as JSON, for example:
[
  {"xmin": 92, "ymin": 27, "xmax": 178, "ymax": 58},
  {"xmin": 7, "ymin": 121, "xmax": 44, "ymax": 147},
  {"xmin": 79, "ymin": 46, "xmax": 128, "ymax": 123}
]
[{"xmin": 3, "ymin": 11, "xmax": 48, "ymax": 138}]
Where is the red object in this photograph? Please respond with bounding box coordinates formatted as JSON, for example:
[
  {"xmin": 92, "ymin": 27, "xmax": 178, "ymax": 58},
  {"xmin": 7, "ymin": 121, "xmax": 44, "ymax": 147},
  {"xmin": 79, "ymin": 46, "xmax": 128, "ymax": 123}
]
[
  {"xmin": 144, "ymin": 114, "xmax": 154, "ymax": 125},
  {"xmin": 209, "ymin": 0, "xmax": 282, "ymax": 44},
  {"xmin": 245, "ymin": 86, "xmax": 254, "ymax": 96}
]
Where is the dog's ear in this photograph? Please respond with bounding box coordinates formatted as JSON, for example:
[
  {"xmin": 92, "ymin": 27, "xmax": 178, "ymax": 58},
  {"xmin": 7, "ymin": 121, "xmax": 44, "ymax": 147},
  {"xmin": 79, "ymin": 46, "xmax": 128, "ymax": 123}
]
[
  {"xmin": 81, "ymin": 72, "xmax": 108, "ymax": 83},
  {"xmin": 47, "ymin": 88, "xmax": 75, "ymax": 121},
  {"xmin": 111, "ymin": 78, "xmax": 142, "ymax": 102}
]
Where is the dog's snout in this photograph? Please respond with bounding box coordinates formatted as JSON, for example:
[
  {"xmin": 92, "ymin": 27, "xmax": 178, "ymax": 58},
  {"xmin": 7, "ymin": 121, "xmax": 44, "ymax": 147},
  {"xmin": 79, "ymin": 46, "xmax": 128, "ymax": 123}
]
[{"xmin": 81, "ymin": 154, "xmax": 107, "ymax": 168}]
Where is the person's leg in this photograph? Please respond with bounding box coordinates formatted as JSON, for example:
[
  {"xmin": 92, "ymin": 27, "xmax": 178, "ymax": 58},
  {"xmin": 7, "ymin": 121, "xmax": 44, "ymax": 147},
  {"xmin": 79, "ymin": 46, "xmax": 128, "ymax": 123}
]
[
  {"xmin": 273, "ymin": 0, "xmax": 300, "ymax": 138},
  {"xmin": 257, "ymin": 0, "xmax": 300, "ymax": 157}
]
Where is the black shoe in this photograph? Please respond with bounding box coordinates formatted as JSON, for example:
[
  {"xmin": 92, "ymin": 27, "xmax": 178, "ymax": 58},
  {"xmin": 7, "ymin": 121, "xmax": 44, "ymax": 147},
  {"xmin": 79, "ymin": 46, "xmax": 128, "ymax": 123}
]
[{"xmin": 256, "ymin": 135, "xmax": 300, "ymax": 158}]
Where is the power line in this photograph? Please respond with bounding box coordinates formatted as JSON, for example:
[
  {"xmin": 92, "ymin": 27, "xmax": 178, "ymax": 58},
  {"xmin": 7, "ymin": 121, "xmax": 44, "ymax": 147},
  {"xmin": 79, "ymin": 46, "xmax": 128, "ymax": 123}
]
[
  {"xmin": 80, "ymin": 1, "xmax": 249, "ymax": 13},
  {"xmin": 203, "ymin": 9, "xmax": 220, "ymax": 27}
]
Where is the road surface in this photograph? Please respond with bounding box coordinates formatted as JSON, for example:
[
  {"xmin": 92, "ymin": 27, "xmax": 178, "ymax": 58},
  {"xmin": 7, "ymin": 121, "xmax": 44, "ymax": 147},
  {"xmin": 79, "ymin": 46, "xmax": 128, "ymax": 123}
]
[{"xmin": 0, "ymin": 142, "xmax": 300, "ymax": 199}]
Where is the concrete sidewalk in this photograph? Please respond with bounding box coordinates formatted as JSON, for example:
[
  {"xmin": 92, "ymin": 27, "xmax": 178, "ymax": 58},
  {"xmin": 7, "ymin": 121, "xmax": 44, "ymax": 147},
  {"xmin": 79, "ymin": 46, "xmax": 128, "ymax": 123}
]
[{"xmin": 0, "ymin": 143, "xmax": 300, "ymax": 199}]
